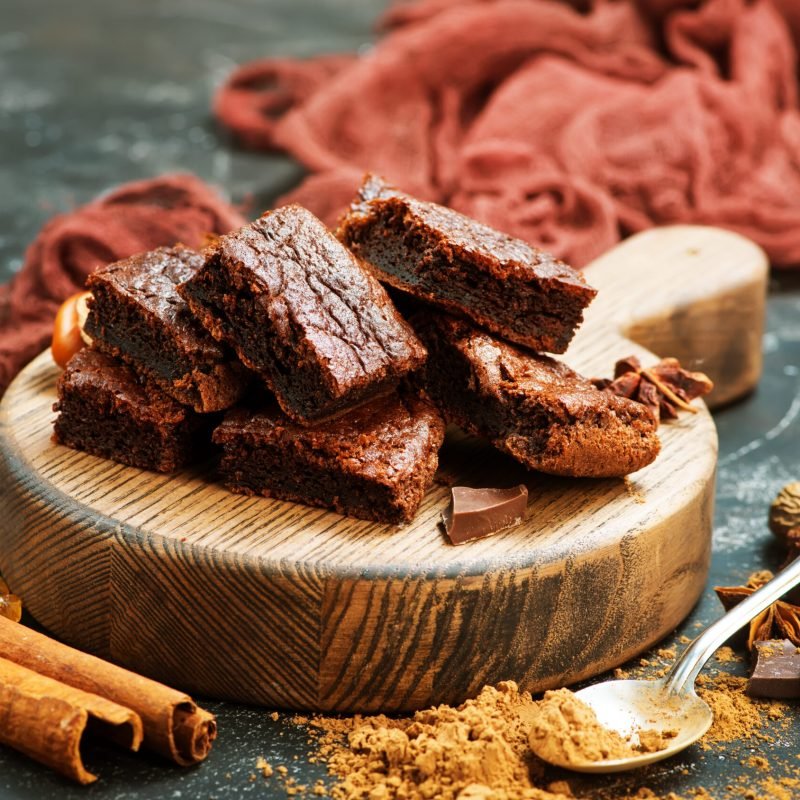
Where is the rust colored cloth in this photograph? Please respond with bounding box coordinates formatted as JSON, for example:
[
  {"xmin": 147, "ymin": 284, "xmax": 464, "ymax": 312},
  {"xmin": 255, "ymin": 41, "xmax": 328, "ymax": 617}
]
[
  {"xmin": 215, "ymin": 0, "xmax": 800, "ymax": 269},
  {"xmin": 0, "ymin": 173, "xmax": 245, "ymax": 394}
]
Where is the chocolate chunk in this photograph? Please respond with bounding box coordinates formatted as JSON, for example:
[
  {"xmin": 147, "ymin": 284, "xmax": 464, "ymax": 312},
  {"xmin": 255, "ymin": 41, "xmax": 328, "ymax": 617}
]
[
  {"xmin": 442, "ymin": 485, "xmax": 528, "ymax": 545},
  {"xmin": 747, "ymin": 639, "xmax": 800, "ymax": 698}
]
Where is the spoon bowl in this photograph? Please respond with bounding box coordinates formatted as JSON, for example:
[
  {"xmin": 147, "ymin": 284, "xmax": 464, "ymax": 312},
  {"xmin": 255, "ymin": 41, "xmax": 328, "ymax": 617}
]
[{"xmin": 556, "ymin": 680, "xmax": 713, "ymax": 773}]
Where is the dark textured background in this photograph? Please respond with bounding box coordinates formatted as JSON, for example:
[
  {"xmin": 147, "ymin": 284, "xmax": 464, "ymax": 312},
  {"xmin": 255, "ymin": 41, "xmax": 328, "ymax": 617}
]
[{"xmin": 2, "ymin": 1, "xmax": 800, "ymax": 797}]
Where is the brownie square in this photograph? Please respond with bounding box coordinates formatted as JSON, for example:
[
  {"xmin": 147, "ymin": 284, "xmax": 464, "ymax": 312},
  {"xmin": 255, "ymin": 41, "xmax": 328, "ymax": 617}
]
[
  {"xmin": 53, "ymin": 349, "xmax": 208, "ymax": 473},
  {"xmin": 414, "ymin": 314, "xmax": 660, "ymax": 477},
  {"xmin": 337, "ymin": 174, "xmax": 597, "ymax": 354},
  {"xmin": 178, "ymin": 205, "xmax": 427, "ymax": 425},
  {"xmin": 85, "ymin": 246, "xmax": 248, "ymax": 413},
  {"xmin": 212, "ymin": 392, "xmax": 445, "ymax": 523}
]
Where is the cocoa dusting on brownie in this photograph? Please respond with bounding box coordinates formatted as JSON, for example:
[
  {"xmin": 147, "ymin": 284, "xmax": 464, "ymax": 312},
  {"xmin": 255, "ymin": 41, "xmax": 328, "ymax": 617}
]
[
  {"xmin": 212, "ymin": 392, "xmax": 445, "ymax": 524},
  {"xmin": 414, "ymin": 314, "xmax": 659, "ymax": 478},
  {"xmin": 179, "ymin": 205, "xmax": 426, "ymax": 424},
  {"xmin": 53, "ymin": 349, "xmax": 208, "ymax": 473},
  {"xmin": 85, "ymin": 246, "xmax": 248, "ymax": 413},
  {"xmin": 338, "ymin": 174, "xmax": 596, "ymax": 354}
]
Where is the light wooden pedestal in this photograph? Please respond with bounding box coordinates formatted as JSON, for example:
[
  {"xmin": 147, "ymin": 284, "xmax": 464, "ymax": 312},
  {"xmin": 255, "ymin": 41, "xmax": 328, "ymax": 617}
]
[{"xmin": 0, "ymin": 226, "xmax": 767, "ymax": 712}]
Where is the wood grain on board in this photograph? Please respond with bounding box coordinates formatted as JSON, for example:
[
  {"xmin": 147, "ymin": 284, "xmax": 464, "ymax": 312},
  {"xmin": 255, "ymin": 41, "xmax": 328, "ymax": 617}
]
[{"xmin": 0, "ymin": 226, "xmax": 768, "ymax": 711}]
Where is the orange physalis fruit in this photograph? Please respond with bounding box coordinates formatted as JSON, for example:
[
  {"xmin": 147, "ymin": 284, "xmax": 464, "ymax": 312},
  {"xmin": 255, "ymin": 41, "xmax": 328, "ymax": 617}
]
[
  {"xmin": 0, "ymin": 576, "xmax": 21, "ymax": 623},
  {"xmin": 51, "ymin": 291, "xmax": 92, "ymax": 368}
]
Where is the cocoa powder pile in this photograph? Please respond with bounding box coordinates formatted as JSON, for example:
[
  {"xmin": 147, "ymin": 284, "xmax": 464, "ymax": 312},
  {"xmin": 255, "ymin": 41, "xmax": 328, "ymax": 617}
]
[{"xmin": 301, "ymin": 682, "xmax": 570, "ymax": 800}]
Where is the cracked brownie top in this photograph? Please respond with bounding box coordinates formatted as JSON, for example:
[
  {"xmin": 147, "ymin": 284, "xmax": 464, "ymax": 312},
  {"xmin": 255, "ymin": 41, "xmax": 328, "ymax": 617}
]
[{"xmin": 179, "ymin": 205, "xmax": 426, "ymax": 423}]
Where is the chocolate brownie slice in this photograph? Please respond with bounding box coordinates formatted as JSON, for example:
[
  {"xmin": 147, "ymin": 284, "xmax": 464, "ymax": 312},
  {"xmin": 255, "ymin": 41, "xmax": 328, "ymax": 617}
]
[
  {"xmin": 414, "ymin": 314, "xmax": 660, "ymax": 477},
  {"xmin": 180, "ymin": 205, "xmax": 426, "ymax": 425},
  {"xmin": 337, "ymin": 175, "xmax": 597, "ymax": 353},
  {"xmin": 53, "ymin": 349, "xmax": 207, "ymax": 473},
  {"xmin": 213, "ymin": 392, "xmax": 445, "ymax": 523},
  {"xmin": 85, "ymin": 246, "xmax": 248, "ymax": 413}
]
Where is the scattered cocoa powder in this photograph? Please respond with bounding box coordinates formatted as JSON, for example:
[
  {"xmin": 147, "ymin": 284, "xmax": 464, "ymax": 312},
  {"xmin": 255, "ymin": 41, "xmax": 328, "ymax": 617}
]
[
  {"xmin": 256, "ymin": 756, "xmax": 273, "ymax": 778},
  {"xmin": 637, "ymin": 728, "xmax": 678, "ymax": 754},
  {"xmin": 695, "ymin": 674, "xmax": 787, "ymax": 745},
  {"xmin": 732, "ymin": 776, "xmax": 800, "ymax": 800},
  {"xmin": 292, "ymin": 684, "xmax": 690, "ymax": 799},
  {"xmin": 624, "ymin": 478, "xmax": 647, "ymax": 505},
  {"xmin": 744, "ymin": 755, "xmax": 769, "ymax": 770},
  {"xmin": 300, "ymin": 682, "xmax": 574, "ymax": 800},
  {"xmin": 713, "ymin": 647, "xmax": 740, "ymax": 664}
]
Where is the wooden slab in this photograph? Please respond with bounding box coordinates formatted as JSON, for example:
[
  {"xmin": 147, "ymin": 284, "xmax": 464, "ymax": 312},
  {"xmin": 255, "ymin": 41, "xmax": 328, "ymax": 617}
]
[{"xmin": 0, "ymin": 226, "xmax": 767, "ymax": 712}]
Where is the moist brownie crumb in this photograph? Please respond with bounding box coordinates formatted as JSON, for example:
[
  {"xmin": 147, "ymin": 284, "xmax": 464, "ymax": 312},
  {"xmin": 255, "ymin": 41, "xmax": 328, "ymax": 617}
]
[
  {"xmin": 212, "ymin": 392, "xmax": 445, "ymax": 524},
  {"xmin": 85, "ymin": 245, "xmax": 249, "ymax": 413},
  {"xmin": 53, "ymin": 348, "xmax": 209, "ymax": 473},
  {"xmin": 179, "ymin": 205, "xmax": 427, "ymax": 424},
  {"xmin": 337, "ymin": 174, "xmax": 596, "ymax": 354},
  {"xmin": 414, "ymin": 314, "xmax": 660, "ymax": 478}
]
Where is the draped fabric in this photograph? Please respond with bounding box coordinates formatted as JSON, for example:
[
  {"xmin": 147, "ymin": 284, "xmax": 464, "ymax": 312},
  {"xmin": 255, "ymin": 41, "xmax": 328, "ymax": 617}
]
[{"xmin": 215, "ymin": 0, "xmax": 800, "ymax": 269}]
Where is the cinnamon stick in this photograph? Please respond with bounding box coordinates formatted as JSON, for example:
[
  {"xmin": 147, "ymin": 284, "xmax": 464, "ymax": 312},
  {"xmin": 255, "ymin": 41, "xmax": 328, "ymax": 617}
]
[
  {"xmin": 0, "ymin": 616, "xmax": 216, "ymax": 766},
  {"xmin": 0, "ymin": 655, "xmax": 142, "ymax": 784}
]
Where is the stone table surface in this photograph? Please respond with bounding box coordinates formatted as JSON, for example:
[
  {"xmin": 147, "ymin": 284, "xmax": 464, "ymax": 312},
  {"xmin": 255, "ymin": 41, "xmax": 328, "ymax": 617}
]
[{"xmin": 2, "ymin": 1, "xmax": 800, "ymax": 797}]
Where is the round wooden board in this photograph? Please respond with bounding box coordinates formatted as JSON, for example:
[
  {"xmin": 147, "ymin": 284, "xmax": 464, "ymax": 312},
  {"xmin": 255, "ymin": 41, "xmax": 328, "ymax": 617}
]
[{"xmin": 0, "ymin": 226, "xmax": 767, "ymax": 712}]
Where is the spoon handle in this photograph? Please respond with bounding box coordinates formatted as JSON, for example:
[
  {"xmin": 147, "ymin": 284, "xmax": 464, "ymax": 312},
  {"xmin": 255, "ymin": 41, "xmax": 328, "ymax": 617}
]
[{"xmin": 663, "ymin": 556, "xmax": 800, "ymax": 696}]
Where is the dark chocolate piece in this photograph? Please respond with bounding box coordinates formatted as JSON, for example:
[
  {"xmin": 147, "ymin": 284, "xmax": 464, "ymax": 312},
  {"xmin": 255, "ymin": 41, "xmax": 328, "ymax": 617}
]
[
  {"xmin": 53, "ymin": 349, "xmax": 208, "ymax": 473},
  {"xmin": 212, "ymin": 392, "xmax": 445, "ymax": 524},
  {"xmin": 747, "ymin": 640, "xmax": 800, "ymax": 698},
  {"xmin": 85, "ymin": 246, "xmax": 248, "ymax": 413},
  {"xmin": 414, "ymin": 314, "xmax": 660, "ymax": 478},
  {"xmin": 443, "ymin": 485, "xmax": 528, "ymax": 545},
  {"xmin": 337, "ymin": 174, "xmax": 596, "ymax": 353},
  {"xmin": 179, "ymin": 205, "xmax": 427, "ymax": 424}
]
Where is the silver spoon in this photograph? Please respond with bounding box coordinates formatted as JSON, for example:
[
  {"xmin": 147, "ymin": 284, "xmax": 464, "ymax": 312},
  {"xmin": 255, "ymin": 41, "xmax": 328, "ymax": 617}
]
[{"xmin": 531, "ymin": 556, "xmax": 800, "ymax": 773}]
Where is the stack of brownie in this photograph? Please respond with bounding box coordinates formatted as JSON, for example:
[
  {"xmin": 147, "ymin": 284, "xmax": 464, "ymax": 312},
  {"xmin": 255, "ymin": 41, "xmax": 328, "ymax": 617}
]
[
  {"xmin": 53, "ymin": 246, "xmax": 250, "ymax": 473},
  {"xmin": 53, "ymin": 174, "xmax": 660, "ymax": 526}
]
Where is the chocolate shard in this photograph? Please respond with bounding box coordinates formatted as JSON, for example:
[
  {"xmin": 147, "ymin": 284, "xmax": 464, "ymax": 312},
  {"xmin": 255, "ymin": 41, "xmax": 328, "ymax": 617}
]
[
  {"xmin": 442, "ymin": 485, "xmax": 528, "ymax": 545},
  {"xmin": 747, "ymin": 639, "xmax": 800, "ymax": 699}
]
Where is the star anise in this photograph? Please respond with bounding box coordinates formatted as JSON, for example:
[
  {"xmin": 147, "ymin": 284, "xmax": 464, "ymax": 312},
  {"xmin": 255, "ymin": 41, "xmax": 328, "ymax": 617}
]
[
  {"xmin": 715, "ymin": 570, "xmax": 800, "ymax": 651},
  {"xmin": 591, "ymin": 355, "xmax": 714, "ymax": 423}
]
